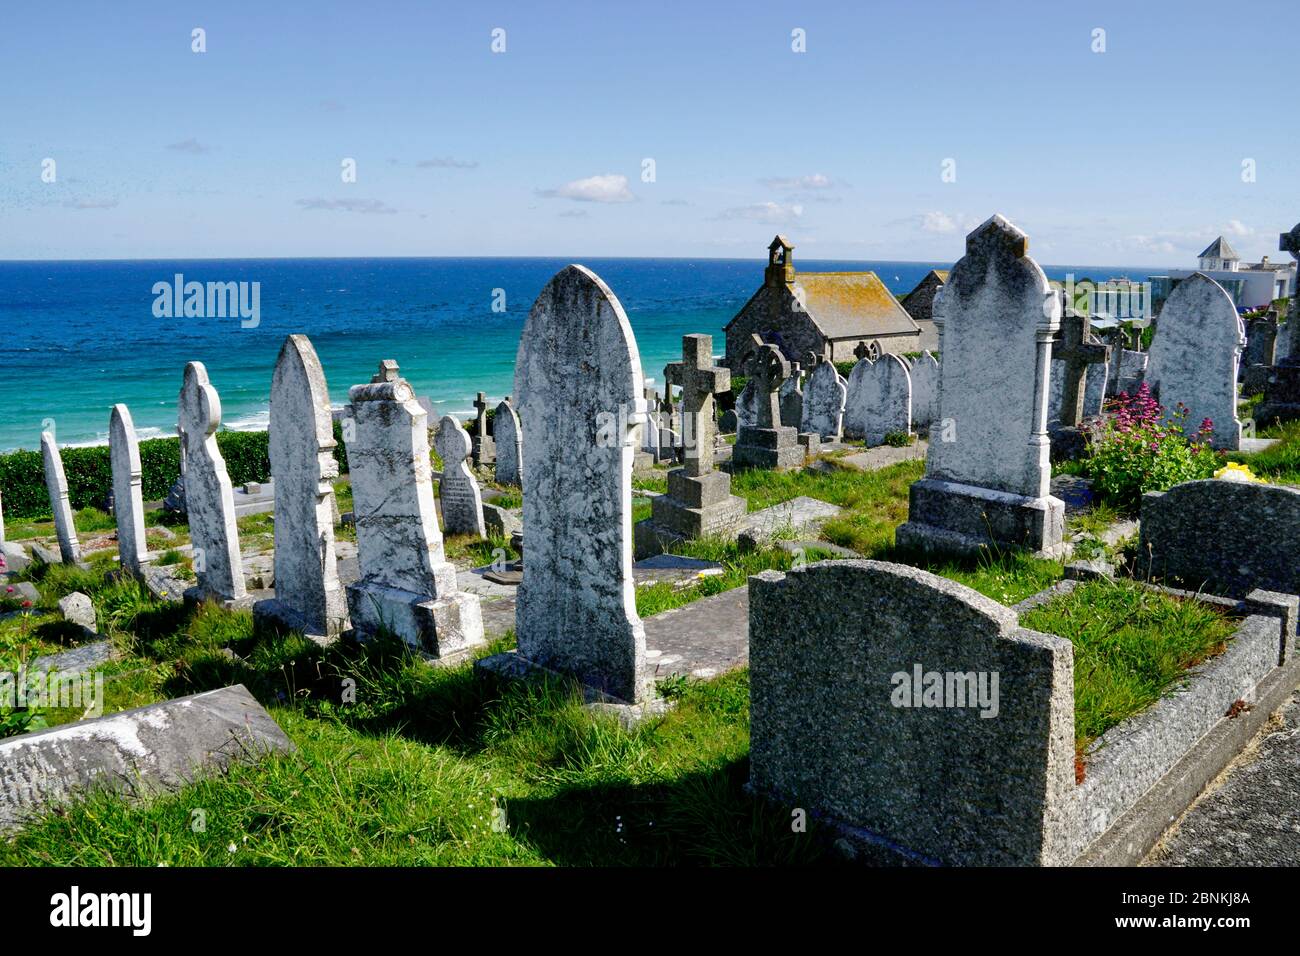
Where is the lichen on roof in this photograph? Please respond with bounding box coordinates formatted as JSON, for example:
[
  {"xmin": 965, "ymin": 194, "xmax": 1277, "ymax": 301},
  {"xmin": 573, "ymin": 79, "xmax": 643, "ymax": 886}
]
[{"xmin": 792, "ymin": 271, "xmax": 918, "ymax": 338}]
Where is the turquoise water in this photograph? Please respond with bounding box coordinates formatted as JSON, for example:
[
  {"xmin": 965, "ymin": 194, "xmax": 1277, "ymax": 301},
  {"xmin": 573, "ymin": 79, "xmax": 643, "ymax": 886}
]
[{"xmin": 0, "ymin": 257, "xmax": 1155, "ymax": 452}]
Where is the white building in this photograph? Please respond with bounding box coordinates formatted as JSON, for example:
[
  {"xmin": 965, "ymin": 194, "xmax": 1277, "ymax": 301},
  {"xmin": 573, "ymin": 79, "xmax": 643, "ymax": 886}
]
[{"xmin": 1151, "ymin": 236, "xmax": 1295, "ymax": 313}]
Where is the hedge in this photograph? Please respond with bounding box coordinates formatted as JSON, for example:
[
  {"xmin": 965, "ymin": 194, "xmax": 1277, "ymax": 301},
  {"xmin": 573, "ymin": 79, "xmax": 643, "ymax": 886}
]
[{"xmin": 0, "ymin": 420, "xmax": 348, "ymax": 520}]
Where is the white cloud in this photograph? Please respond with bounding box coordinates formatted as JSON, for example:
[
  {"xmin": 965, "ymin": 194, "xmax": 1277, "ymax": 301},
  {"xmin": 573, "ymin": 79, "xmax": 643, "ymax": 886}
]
[
  {"xmin": 1223, "ymin": 219, "xmax": 1252, "ymax": 237},
  {"xmin": 713, "ymin": 201, "xmax": 804, "ymax": 224},
  {"xmin": 540, "ymin": 174, "xmax": 635, "ymax": 203},
  {"xmin": 761, "ymin": 173, "xmax": 838, "ymax": 191},
  {"xmin": 296, "ymin": 197, "xmax": 398, "ymax": 215},
  {"xmin": 166, "ymin": 138, "xmax": 213, "ymax": 154},
  {"xmin": 920, "ymin": 211, "xmax": 960, "ymax": 233}
]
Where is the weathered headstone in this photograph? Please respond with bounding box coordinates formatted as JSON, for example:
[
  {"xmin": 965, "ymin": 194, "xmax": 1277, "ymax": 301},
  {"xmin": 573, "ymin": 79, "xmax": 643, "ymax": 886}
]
[
  {"xmin": 1048, "ymin": 313, "xmax": 1109, "ymax": 427},
  {"xmin": 748, "ymin": 560, "xmax": 1075, "ymax": 866},
  {"xmin": 895, "ymin": 215, "xmax": 1065, "ymax": 557},
  {"xmin": 108, "ymin": 404, "xmax": 149, "ymax": 574},
  {"xmin": 1244, "ymin": 312, "xmax": 1278, "ymax": 370},
  {"xmin": 345, "ymin": 361, "xmax": 485, "ymax": 659},
  {"xmin": 0, "ymin": 685, "xmax": 293, "ymax": 836},
  {"xmin": 1082, "ymin": 354, "xmax": 1109, "ymax": 417},
  {"xmin": 843, "ymin": 354, "xmax": 912, "ymax": 445},
  {"xmin": 178, "ymin": 362, "xmax": 246, "ymax": 602},
  {"xmin": 908, "ymin": 350, "xmax": 941, "ymax": 429},
  {"xmin": 1106, "ymin": 347, "xmax": 1148, "ymax": 398},
  {"xmin": 40, "ymin": 432, "xmax": 81, "ymax": 565},
  {"xmin": 732, "ymin": 336, "xmax": 802, "ymax": 470},
  {"xmin": 735, "ymin": 378, "xmax": 759, "ymax": 429},
  {"xmin": 257, "ymin": 335, "xmax": 348, "ymax": 638},
  {"xmin": 1256, "ymin": 223, "xmax": 1300, "ymax": 422},
  {"xmin": 1138, "ymin": 480, "xmax": 1300, "ymax": 599},
  {"xmin": 778, "ymin": 363, "xmax": 803, "ymax": 428},
  {"xmin": 493, "ymin": 398, "xmax": 524, "ymax": 486},
  {"xmin": 636, "ymin": 334, "xmax": 746, "ymax": 555},
  {"xmin": 435, "ymin": 415, "xmax": 487, "ymax": 538},
  {"xmin": 1144, "ymin": 273, "xmax": 1244, "ymax": 450},
  {"xmin": 800, "ymin": 359, "xmax": 848, "ymax": 440},
  {"xmin": 488, "ymin": 265, "xmax": 650, "ymax": 704},
  {"xmin": 471, "ymin": 392, "xmax": 495, "ymax": 468}
]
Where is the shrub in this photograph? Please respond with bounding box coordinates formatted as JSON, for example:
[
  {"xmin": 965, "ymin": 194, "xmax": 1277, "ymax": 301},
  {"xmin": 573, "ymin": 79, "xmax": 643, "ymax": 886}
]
[
  {"xmin": 883, "ymin": 431, "xmax": 914, "ymax": 447},
  {"xmin": 1082, "ymin": 383, "xmax": 1218, "ymax": 509}
]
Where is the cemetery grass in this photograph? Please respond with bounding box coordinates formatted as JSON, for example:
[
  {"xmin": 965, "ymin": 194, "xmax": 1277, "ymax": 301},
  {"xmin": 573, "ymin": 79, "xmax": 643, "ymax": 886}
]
[
  {"xmin": 1020, "ymin": 577, "xmax": 1239, "ymax": 759},
  {"xmin": 1228, "ymin": 419, "xmax": 1300, "ymax": 484},
  {"xmin": 0, "ymin": 566, "xmax": 832, "ymax": 866}
]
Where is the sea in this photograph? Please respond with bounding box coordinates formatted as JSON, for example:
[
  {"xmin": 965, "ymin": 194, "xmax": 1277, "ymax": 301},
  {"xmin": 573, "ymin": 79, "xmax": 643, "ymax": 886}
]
[{"xmin": 0, "ymin": 257, "xmax": 1160, "ymax": 453}]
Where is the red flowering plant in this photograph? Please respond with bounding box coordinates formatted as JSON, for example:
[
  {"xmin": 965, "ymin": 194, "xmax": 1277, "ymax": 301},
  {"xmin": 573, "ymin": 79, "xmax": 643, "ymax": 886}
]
[{"xmin": 1082, "ymin": 382, "xmax": 1219, "ymax": 510}]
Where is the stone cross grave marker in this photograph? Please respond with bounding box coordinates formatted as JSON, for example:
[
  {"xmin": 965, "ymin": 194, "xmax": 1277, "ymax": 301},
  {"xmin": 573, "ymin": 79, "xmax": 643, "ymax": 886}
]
[
  {"xmin": 108, "ymin": 404, "xmax": 148, "ymax": 574},
  {"xmin": 261, "ymin": 335, "xmax": 348, "ymax": 637},
  {"xmin": 178, "ymin": 362, "xmax": 246, "ymax": 602},
  {"xmin": 1051, "ymin": 312, "xmax": 1109, "ymax": 427},
  {"xmin": 663, "ymin": 334, "xmax": 728, "ymax": 478},
  {"xmin": 895, "ymin": 215, "xmax": 1064, "ymax": 557},
  {"xmin": 496, "ymin": 264, "xmax": 650, "ymax": 704},
  {"xmin": 40, "ymin": 432, "xmax": 81, "ymax": 564},
  {"xmin": 493, "ymin": 397, "xmax": 523, "ymax": 486},
  {"xmin": 732, "ymin": 335, "xmax": 804, "ymax": 470},
  {"xmin": 435, "ymin": 414, "xmax": 487, "ymax": 538},
  {"xmin": 1144, "ymin": 273, "xmax": 1245, "ymax": 450},
  {"xmin": 346, "ymin": 361, "xmax": 484, "ymax": 658},
  {"xmin": 749, "ymin": 334, "xmax": 786, "ymax": 430},
  {"xmin": 472, "ymin": 391, "xmax": 495, "ymax": 468}
]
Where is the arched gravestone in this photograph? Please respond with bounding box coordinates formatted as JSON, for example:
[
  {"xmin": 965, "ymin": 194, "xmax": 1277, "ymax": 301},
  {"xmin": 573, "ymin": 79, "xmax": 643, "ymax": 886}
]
[
  {"xmin": 895, "ymin": 215, "xmax": 1065, "ymax": 557},
  {"xmin": 1138, "ymin": 480, "xmax": 1300, "ymax": 599},
  {"xmin": 748, "ymin": 560, "xmax": 1075, "ymax": 866},
  {"xmin": 435, "ymin": 415, "xmax": 487, "ymax": 538},
  {"xmin": 800, "ymin": 360, "xmax": 847, "ymax": 440},
  {"xmin": 108, "ymin": 404, "xmax": 149, "ymax": 574},
  {"xmin": 908, "ymin": 350, "xmax": 941, "ymax": 429},
  {"xmin": 259, "ymin": 335, "xmax": 348, "ymax": 637},
  {"xmin": 778, "ymin": 363, "xmax": 803, "ymax": 428},
  {"xmin": 843, "ymin": 354, "xmax": 911, "ymax": 445},
  {"xmin": 1144, "ymin": 273, "xmax": 1245, "ymax": 450},
  {"xmin": 40, "ymin": 432, "xmax": 81, "ymax": 564},
  {"xmin": 493, "ymin": 398, "xmax": 523, "ymax": 487},
  {"xmin": 178, "ymin": 362, "xmax": 246, "ymax": 602},
  {"xmin": 503, "ymin": 265, "xmax": 649, "ymax": 704}
]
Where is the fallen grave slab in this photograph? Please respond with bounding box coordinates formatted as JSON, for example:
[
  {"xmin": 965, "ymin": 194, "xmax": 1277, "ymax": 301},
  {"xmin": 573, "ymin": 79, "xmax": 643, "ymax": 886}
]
[
  {"xmin": 643, "ymin": 586, "xmax": 749, "ymax": 681},
  {"xmin": 29, "ymin": 640, "xmax": 117, "ymax": 674},
  {"xmin": 0, "ymin": 684, "xmax": 293, "ymax": 835},
  {"xmin": 836, "ymin": 439, "xmax": 928, "ymax": 473},
  {"xmin": 737, "ymin": 496, "xmax": 841, "ymax": 547}
]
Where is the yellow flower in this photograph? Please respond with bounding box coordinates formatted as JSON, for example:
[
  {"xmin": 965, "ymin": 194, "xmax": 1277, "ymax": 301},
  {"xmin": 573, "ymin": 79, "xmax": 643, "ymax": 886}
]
[{"xmin": 1213, "ymin": 462, "xmax": 1263, "ymax": 483}]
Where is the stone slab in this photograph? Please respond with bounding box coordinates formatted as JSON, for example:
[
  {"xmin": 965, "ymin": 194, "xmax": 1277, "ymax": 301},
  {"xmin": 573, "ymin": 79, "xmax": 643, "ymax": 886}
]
[
  {"xmin": 30, "ymin": 640, "xmax": 117, "ymax": 674},
  {"xmin": 736, "ymin": 496, "xmax": 841, "ymax": 544},
  {"xmin": 643, "ymin": 586, "xmax": 750, "ymax": 681},
  {"xmin": 837, "ymin": 440, "xmax": 928, "ymax": 472},
  {"xmin": 0, "ymin": 684, "xmax": 293, "ymax": 835}
]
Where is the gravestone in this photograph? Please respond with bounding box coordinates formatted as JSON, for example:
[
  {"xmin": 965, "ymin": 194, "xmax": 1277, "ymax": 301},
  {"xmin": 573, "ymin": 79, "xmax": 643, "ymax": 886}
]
[
  {"xmin": 748, "ymin": 560, "xmax": 1075, "ymax": 866},
  {"xmin": 1082, "ymin": 355, "xmax": 1109, "ymax": 417},
  {"xmin": 778, "ymin": 362, "xmax": 803, "ymax": 428},
  {"xmin": 1144, "ymin": 273, "xmax": 1245, "ymax": 450},
  {"xmin": 1048, "ymin": 313, "xmax": 1108, "ymax": 427},
  {"xmin": 1244, "ymin": 312, "xmax": 1278, "ymax": 370},
  {"xmin": 640, "ymin": 381, "xmax": 661, "ymax": 456},
  {"xmin": 346, "ymin": 361, "xmax": 484, "ymax": 659},
  {"xmin": 732, "ymin": 336, "xmax": 802, "ymax": 470},
  {"xmin": 843, "ymin": 354, "xmax": 912, "ymax": 445},
  {"xmin": 735, "ymin": 378, "xmax": 759, "ymax": 429},
  {"xmin": 1138, "ymin": 479, "xmax": 1300, "ymax": 599},
  {"xmin": 1256, "ymin": 223, "xmax": 1300, "ymax": 422},
  {"xmin": 39, "ymin": 432, "xmax": 81, "ymax": 565},
  {"xmin": 908, "ymin": 350, "xmax": 941, "ymax": 429},
  {"xmin": 471, "ymin": 392, "xmax": 495, "ymax": 468},
  {"xmin": 435, "ymin": 415, "xmax": 487, "ymax": 538},
  {"xmin": 800, "ymin": 359, "xmax": 848, "ymax": 440},
  {"xmin": 895, "ymin": 215, "xmax": 1065, "ymax": 557},
  {"xmin": 636, "ymin": 334, "xmax": 746, "ymax": 556},
  {"xmin": 658, "ymin": 376, "xmax": 683, "ymax": 463},
  {"xmin": 257, "ymin": 335, "xmax": 349, "ymax": 639},
  {"xmin": 178, "ymin": 362, "xmax": 246, "ymax": 603},
  {"xmin": 0, "ymin": 685, "xmax": 293, "ymax": 836},
  {"xmin": 487, "ymin": 264, "xmax": 650, "ymax": 704},
  {"xmin": 493, "ymin": 398, "xmax": 524, "ymax": 486},
  {"xmin": 108, "ymin": 404, "xmax": 148, "ymax": 574},
  {"xmin": 1106, "ymin": 347, "xmax": 1148, "ymax": 398}
]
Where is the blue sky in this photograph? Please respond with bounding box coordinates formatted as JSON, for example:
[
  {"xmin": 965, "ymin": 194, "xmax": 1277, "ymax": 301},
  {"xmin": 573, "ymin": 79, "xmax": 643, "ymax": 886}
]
[{"xmin": 1, "ymin": 0, "xmax": 1293, "ymax": 266}]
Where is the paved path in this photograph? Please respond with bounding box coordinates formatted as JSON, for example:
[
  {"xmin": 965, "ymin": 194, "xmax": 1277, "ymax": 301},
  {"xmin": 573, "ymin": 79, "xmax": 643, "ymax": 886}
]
[{"xmin": 1146, "ymin": 688, "xmax": 1300, "ymax": 866}]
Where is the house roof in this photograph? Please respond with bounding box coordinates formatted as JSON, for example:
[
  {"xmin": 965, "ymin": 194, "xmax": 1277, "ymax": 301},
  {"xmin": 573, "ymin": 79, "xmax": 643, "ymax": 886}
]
[
  {"xmin": 1199, "ymin": 236, "xmax": 1240, "ymax": 261},
  {"xmin": 792, "ymin": 271, "xmax": 919, "ymax": 339}
]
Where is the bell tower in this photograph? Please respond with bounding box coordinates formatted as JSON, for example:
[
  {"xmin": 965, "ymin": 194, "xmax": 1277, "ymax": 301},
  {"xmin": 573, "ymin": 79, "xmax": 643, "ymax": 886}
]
[{"xmin": 765, "ymin": 235, "xmax": 795, "ymax": 287}]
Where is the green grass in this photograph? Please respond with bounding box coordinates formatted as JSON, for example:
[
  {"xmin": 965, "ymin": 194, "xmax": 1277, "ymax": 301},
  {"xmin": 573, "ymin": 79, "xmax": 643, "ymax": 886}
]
[
  {"xmin": 1226, "ymin": 419, "xmax": 1300, "ymax": 484},
  {"xmin": 1021, "ymin": 577, "xmax": 1238, "ymax": 755}
]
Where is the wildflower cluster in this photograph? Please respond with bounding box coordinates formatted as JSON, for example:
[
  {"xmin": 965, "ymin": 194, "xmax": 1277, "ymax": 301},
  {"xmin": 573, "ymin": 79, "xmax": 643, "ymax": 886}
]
[{"xmin": 1083, "ymin": 383, "xmax": 1218, "ymax": 509}]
